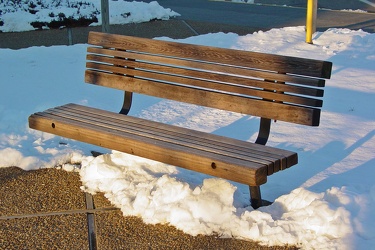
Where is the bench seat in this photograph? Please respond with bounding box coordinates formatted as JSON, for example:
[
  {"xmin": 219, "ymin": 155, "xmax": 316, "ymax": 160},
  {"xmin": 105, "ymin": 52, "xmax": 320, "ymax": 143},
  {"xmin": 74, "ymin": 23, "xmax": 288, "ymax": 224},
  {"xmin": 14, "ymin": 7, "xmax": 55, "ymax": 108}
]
[{"xmin": 29, "ymin": 103, "xmax": 297, "ymax": 187}]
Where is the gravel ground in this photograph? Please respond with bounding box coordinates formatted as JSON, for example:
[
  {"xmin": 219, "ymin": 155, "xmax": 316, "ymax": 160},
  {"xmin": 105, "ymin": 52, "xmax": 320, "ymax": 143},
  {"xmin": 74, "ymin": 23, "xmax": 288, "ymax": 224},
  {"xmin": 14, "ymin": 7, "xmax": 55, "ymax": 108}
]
[
  {"xmin": 0, "ymin": 167, "xmax": 85, "ymax": 216},
  {"xmin": 0, "ymin": 167, "xmax": 298, "ymax": 249},
  {"xmin": 0, "ymin": 214, "xmax": 88, "ymax": 250}
]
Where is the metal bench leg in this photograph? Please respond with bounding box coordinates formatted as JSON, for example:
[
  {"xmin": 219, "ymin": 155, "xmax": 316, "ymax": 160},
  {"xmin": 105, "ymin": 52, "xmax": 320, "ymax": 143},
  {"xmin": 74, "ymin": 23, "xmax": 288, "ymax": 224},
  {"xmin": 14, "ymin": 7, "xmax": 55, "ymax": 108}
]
[
  {"xmin": 255, "ymin": 117, "xmax": 271, "ymax": 145},
  {"xmin": 252, "ymin": 118, "xmax": 273, "ymax": 209},
  {"xmin": 249, "ymin": 186, "xmax": 263, "ymax": 209},
  {"xmin": 119, "ymin": 91, "xmax": 133, "ymax": 115}
]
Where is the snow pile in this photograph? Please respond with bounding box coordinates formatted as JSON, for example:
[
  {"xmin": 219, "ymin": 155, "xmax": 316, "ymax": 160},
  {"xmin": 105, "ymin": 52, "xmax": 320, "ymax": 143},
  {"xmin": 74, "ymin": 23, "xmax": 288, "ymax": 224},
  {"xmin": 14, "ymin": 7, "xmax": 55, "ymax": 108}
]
[
  {"xmin": 1, "ymin": 26, "xmax": 375, "ymax": 248},
  {"xmin": 0, "ymin": 0, "xmax": 179, "ymax": 32},
  {"xmin": 80, "ymin": 152, "xmax": 354, "ymax": 248}
]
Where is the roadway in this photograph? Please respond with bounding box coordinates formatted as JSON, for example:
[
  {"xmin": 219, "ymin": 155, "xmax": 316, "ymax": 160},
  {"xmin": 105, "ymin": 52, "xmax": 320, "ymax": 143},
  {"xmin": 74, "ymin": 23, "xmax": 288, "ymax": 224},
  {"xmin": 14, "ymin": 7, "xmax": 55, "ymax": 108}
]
[
  {"xmin": 147, "ymin": 0, "xmax": 375, "ymax": 32},
  {"xmin": 1, "ymin": 0, "xmax": 374, "ymax": 49}
]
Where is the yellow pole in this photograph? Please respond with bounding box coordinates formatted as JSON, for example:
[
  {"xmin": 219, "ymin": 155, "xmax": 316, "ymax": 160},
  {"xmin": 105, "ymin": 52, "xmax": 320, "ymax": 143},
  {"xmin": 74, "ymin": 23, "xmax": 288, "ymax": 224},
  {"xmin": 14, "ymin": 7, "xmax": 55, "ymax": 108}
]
[{"xmin": 306, "ymin": 0, "xmax": 317, "ymax": 44}]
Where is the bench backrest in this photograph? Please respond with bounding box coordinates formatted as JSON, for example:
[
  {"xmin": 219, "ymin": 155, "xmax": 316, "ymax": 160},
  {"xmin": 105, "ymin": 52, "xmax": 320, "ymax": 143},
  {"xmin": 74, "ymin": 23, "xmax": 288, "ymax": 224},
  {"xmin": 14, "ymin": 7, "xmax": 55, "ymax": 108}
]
[{"xmin": 85, "ymin": 32, "xmax": 332, "ymax": 126}]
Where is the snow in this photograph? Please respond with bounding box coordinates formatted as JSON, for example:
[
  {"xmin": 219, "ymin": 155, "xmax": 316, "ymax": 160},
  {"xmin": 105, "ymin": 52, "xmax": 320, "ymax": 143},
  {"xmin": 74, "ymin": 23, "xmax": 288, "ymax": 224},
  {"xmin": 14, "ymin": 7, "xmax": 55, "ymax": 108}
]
[
  {"xmin": 1, "ymin": 1, "xmax": 375, "ymax": 250},
  {"xmin": 0, "ymin": 0, "xmax": 179, "ymax": 32}
]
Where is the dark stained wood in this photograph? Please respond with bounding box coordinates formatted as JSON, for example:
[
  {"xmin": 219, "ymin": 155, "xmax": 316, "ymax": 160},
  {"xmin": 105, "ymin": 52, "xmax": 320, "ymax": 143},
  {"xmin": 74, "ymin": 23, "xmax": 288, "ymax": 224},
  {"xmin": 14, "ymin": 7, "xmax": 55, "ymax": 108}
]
[
  {"xmin": 29, "ymin": 104, "xmax": 299, "ymax": 184},
  {"xmin": 86, "ymin": 52, "xmax": 324, "ymax": 97},
  {"xmin": 49, "ymin": 104, "xmax": 298, "ymax": 173},
  {"xmin": 85, "ymin": 61, "xmax": 323, "ymax": 107},
  {"xmin": 85, "ymin": 32, "xmax": 332, "ymax": 127},
  {"xmin": 85, "ymin": 70, "xmax": 322, "ymax": 126},
  {"xmin": 86, "ymin": 47, "xmax": 327, "ymax": 88},
  {"xmin": 28, "ymin": 32, "xmax": 331, "ymax": 207},
  {"xmin": 88, "ymin": 32, "xmax": 332, "ymax": 79},
  {"xmin": 29, "ymin": 106, "xmax": 272, "ymax": 186}
]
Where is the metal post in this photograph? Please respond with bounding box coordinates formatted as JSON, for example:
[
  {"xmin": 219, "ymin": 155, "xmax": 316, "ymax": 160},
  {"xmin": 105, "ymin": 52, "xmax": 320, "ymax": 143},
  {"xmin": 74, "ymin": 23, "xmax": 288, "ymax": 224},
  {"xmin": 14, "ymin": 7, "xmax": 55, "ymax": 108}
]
[
  {"xmin": 85, "ymin": 193, "xmax": 97, "ymax": 250},
  {"xmin": 306, "ymin": 0, "xmax": 317, "ymax": 44},
  {"xmin": 101, "ymin": 0, "xmax": 110, "ymax": 33},
  {"xmin": 67, "ymin": 27, "xmax": 73, "ymax": 45}
]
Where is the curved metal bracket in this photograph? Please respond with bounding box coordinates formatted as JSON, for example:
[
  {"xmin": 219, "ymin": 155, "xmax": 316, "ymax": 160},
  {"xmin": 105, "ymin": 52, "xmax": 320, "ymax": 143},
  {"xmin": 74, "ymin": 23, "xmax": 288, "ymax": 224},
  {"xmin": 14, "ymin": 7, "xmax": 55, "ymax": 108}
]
[
  {"xmin": 255, "ymin": 117, "xmax": 271, "ymax": 145},
  {"xmin": 119, "ymin": 91, "xmax": 133, "ymax": 115}
]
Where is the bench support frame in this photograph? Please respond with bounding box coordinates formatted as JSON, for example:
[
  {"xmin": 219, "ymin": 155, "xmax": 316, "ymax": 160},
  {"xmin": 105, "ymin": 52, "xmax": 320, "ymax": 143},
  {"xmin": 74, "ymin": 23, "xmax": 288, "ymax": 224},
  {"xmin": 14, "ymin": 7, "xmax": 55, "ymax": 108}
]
[
  {"xmin": 251, "ymin": 118, "xmax": 272, "ymax": 208},
  {"xmin": 255, "ymin": 118, "xmax": 271, "ymax": 146},
  {"xmin": 119, "ymin": 91, "xmax": 133, "ymax": 115},
  {"xmin": 119, "ymin": 94, "xmax": 271, "ymax": 209},
  {"xmin": 249, "ymin": 186, "xmax": 262, "ymax": 209}
]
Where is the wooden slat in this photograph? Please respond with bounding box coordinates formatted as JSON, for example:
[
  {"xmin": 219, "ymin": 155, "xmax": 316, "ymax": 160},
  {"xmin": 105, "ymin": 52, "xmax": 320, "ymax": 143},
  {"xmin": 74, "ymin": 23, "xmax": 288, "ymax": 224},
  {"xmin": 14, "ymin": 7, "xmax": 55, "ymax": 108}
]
[
  {"xmin": 28, "ymin": 104, "xmax": 298, "ymax": 180},
  {"xmin": 47, "ymin": 109, "xmax": 278, "ymax": 175},
  {"xmin": 46, "ymin": 104, "xmax": 299, "ymax": 174},
  {"xmin": 87, "ymin": 52, "xmax": 324, "ymax": 97},
  {"xmin": 85, "ymin": 70, "xmax": 322, "ymax": 126},
  {"xmin": 29, "ymin": 110, "xmax": 270, "ymax": 186},
  {"xmin": 86, "ymin": 61, "xmax": 323, "ymax": 107},
  {"xmin": 64, "ymin": 104, "xmax": 295, "ymax": 162},
  {"xmin": 88, "ymin": 32, "xmax": 332, "ymax": 79},
  {"xmin": 87, "ymin": 47, "xmax": 327, "ymax": 88},
  {"xmin": 84, "ymin": 32, "xmax": 333, "ymax": 127}
]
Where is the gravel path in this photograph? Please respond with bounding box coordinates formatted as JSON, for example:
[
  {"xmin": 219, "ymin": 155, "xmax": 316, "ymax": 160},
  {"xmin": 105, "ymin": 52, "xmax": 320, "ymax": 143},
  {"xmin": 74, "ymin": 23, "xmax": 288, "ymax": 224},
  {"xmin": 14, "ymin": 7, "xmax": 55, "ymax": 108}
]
[{"xmin": 0, "ymin": 167, "xmax": 297, "ymax": 249}]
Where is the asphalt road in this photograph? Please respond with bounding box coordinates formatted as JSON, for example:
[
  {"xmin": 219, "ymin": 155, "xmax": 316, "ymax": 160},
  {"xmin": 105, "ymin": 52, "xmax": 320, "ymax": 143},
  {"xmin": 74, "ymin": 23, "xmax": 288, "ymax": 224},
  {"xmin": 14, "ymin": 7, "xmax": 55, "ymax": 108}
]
[
  {"xmin": 254, "ymin": 0, "xmax": 375, "ymax": 12},
  {"xmin": 148, "ymin": 0, "xmax": 375, "ymax": 32},
  {"xmin": 1, "ymin": 0, "xmax": 374, "ymax": 49}
]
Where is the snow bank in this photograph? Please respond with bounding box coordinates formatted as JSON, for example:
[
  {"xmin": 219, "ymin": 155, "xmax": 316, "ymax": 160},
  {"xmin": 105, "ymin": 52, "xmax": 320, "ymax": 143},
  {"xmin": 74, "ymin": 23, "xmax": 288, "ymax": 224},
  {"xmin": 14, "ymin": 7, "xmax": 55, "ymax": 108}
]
[
  {"xmin": 80, "ymin": 152, "xmax": 356, "ymax": 248},
  {"xmin": 1, "ymin": 27, "xmax": 375, "ymax": 248},
  {"xmin": 0, "ymin": 0, "xmax": 179, "ymax": 32}
]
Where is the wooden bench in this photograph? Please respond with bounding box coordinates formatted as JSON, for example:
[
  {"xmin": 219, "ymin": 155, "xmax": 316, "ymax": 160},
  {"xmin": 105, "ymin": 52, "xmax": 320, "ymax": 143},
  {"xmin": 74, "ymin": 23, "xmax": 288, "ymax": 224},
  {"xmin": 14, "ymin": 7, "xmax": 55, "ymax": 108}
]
[{"xmin": 28, "ymin": 31, "xmax": 332, "ymax": 209}]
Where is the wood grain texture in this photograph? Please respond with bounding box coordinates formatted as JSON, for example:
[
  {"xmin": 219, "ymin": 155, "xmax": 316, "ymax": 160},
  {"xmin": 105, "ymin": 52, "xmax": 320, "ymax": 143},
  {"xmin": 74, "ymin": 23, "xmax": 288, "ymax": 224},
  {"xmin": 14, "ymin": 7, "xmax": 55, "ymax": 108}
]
[
  {"xmin": 85, "ymin": 70, "xmax": 321, "ymax": 126},
  {"xmin": 86, "ymin": 47, "xmax": 326, "ymax": 88},
  {"xmin": 50, "ymin": 104, "xmax": 297, "ymax": 172},
  {"xmin": 85, "ymin": 32, "xmax": 332, "ymax": 126},
  {"xmin": 26, "ymin": 104, "xmax": 299, "ymax": 186},
  {"xmin": 27, "ymin": 32, "xmax": 333, "ymax": 189},
  {"xmin": 85, "ymin": 61, "xmax": 322, "ymax": 107},
  {"xmin": 88, "ymin": 32, "xmax": 332, "ymax": 79}
]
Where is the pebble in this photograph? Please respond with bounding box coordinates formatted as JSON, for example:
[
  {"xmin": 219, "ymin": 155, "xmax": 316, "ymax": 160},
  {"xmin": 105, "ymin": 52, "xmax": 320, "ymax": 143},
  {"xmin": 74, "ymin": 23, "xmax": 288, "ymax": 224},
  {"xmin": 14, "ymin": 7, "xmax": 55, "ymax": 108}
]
[{"xmin": 0, "ymin": 167, "xmax": 297, "ymax": 249}]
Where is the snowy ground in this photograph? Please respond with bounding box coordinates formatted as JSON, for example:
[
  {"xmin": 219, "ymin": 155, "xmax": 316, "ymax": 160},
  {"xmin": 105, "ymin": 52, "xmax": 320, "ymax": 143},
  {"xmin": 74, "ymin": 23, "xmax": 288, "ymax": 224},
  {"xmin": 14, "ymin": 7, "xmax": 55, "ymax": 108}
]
[
  {"xmin": 1, "ymin": 1, "xmax": 375, "ymax": 250},
  {"xmin": 1, "ymin": 0, "xmax": 371, "ymax": 33},
  {"xmin": 0, "ymin": 0, "xmax": 179, "ymax": 32}
]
